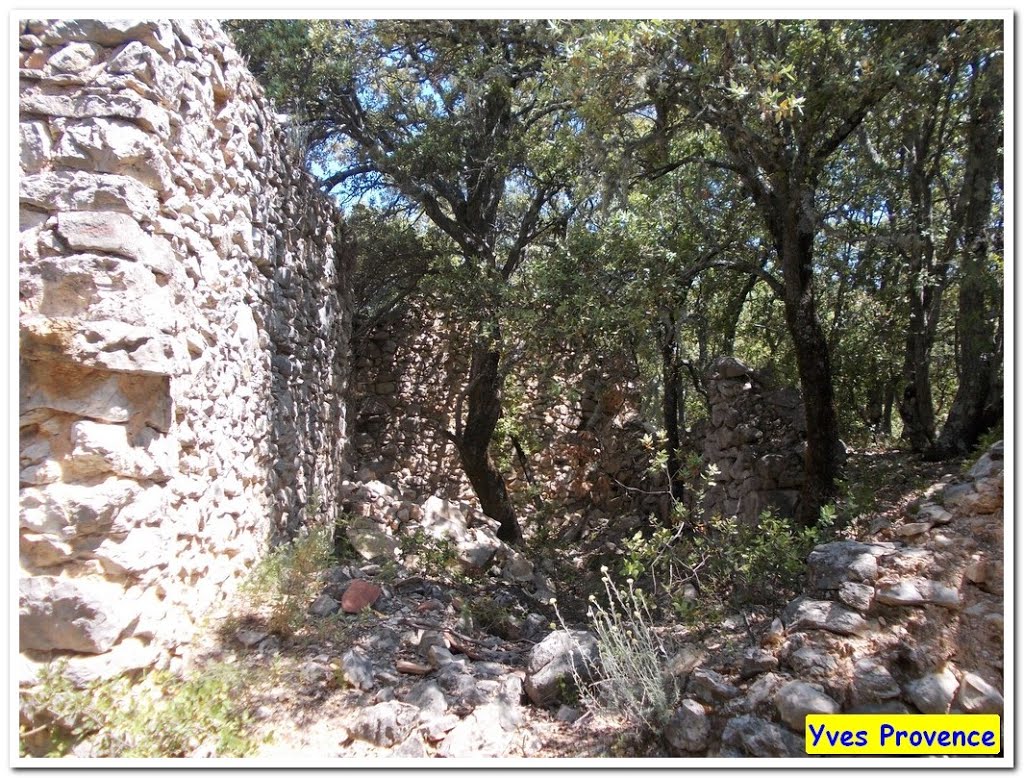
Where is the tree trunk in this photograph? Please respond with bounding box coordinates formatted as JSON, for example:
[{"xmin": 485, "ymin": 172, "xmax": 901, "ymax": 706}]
[
  {"xmin": 897, "ymin": 287, "xmax": 940, "ymax": 451},
  {"xmin": 768, "ymin": 194, "xmax": 842, "ymax": 527},
  {"xmin": 659, "ymin": 312, "xmax": 685, "ymax": 509},
  {"xmin": 932, "ymin": 57, "xmax": 1002, "ymax": 459},
  {"xmin": 455, "ymin": 341, "xmax": 523, "ymax": 545}
]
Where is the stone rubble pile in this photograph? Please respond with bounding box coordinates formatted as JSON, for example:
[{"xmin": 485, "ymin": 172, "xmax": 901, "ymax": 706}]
[
  {"xmin": 19, "ymin": 19, "xmax": 349, "ymax": 683},
  {"xmin": 227, "ymin": 441, "xmax": 1004, "ymax": 760}
]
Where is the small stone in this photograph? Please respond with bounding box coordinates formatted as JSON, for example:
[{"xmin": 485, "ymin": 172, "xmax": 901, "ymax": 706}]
[
  {"xmin": 555, "ymin": 705, "xmax": 581, "ymax": 722},
  {"xmin": 788, "ymin": 645, "xmax": 838, "ymax": 675},
  {"xmin": 351, "ymin": 701, "xmax": 420, "ymax": 747},
  {"xmin": 838, "ymin": 581, "xmax": 875, "ymax": 612},
  {"xmin": 850, "ymin": 657, "xmax": 901, "ymax": 705},
  {"xmin": 437, "ymin": 702, "xmax": 519, "ymax": 757},
  {"xmin": 405, "ymin": 680, "xmax": 448, "ymax": 715},
  {"xmin": 956, "ymin": 672, "xmax": 1003, "ymax": 714},
  {"xmin": 665, "ymin": 699, "xmax": 709, "ymax": 753},
  {"xmin": 904, "ymin": 666, "xmax": 959, "ymax": 713},
  {"xmin": 740, "ymin": 648, "xmax": 778, "ymax": 679},
  {"xmin": 774, "ymin": 680, "xmax": 839, "ymax": 731},
  {"xmin": 917, "ymin": 504, "xmax": 953, "ymax": 525},
  {"xmin": 875, "ymin": 578, "xmax": 961, "ymax": 609},
  {"xmin": 720, "ymin": 714, "xmax": 804, "ymax": 758},
  {"xmin": 308, "ymin": 594, "xmax": 340, "ymax": 617},
  {"xmin": 341, "ymin": 580, "xmax": 382, "ymax": 613},
  {"xmin": 420, "ymin": 713, "xmax": 460, "ymax": 742},
  {"xmin": 896, "ymin": 522, "xmax": 932, "ymax": 537},
  {"xmin": 666, "ymin": 645, "xmax": 707, "ymax": 677},
  {"xmin": 427, "ymin": 644, "xmax": 455, "ymax": 669},
  {"xmin": 341, "ymin": 648, "xmax": 375, "ymax": 691},
  {"xmin": 524, "ymin": 630, "xmax": 600, "ymax": 706},
  {"xmin": 964, "ymin": 559, "xmax": 987, "ymax": 584},
  {"xmin": 782, "ymin": 596, "xmax": 870, "ymax": 636},
  {"xmin": 235, "ymin": 628, "xmax": 270, "ymax": 648},
  {"xmin": 744, "ymin": 672, "xmax": 786, "ymax": 710},
  {"xmin": 689, "ymin": 667, "xmax": 740, "ymax": 703},
  {"xmin": 391, "ymin": 735, "xmax": 427, "ymax": 758},
  {"xmin": 806, "ymin": 541, "xmax": 891, "ymax": 591}
]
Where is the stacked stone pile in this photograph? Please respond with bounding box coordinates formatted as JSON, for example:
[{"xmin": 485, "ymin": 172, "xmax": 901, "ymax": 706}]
[
  {"xmin": 702, "ymin": 356, "xmax": 807, "ymax": 523},
  {"xmin": 19, "ymin": 19, "xmax": 349, "ymax": 683},
  {"xmin": 519, "ymin": 441, "xmax": 1004, "ymax": 757}
]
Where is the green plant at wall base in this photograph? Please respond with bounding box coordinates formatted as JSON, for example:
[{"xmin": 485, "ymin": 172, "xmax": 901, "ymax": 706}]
[
  {"xmin": 242, "ymin": 521, "xmax": 334, "ymax": 635},
  {"xmin": 21, "ymin": 660, "xmax": 261, "ymax": 757},
  {"xmin": 400, "ymin": 528, "xmax": 468, "ymax": 583}
]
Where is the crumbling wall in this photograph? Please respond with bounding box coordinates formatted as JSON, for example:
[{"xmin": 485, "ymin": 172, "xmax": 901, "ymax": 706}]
[
  {"xmin": 18, "ymin": 18, "xmax": 350, "ymax": 682},
  {"xmin": 350, "ymin": 304, "xmax": 661, "ymax": 525},
  {"xmin": 702, "ymin": 357, "xmax": 806, "ymax": 523}
]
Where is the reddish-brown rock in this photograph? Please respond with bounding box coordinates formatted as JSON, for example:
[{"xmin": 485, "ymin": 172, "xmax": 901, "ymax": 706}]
[{"xmin": 342, "ymin": 580, "xmax": 382, "ymax": 613}]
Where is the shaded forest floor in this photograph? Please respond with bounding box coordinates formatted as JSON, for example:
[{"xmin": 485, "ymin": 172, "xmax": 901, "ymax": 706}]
[{"xmin": 158, "ymin": 442, "xmax": 1001, "ymax": 761}]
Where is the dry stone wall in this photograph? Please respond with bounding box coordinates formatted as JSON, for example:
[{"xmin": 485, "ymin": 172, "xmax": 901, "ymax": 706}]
[
  {"xmin": 350, "ymin": 304, "xmax": 663, "ymax": 528},
  {"xmin": 18, "ymin": 18, "xmax": 350, "ymax": 683},
  {"xmin": 702, "ymin": 356, "xmax": 807, "ymax": 523}
]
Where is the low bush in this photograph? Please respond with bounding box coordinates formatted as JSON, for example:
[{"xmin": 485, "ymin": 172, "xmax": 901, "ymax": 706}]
[{"xmin": 20, "ymin": 660, "xmax": 260, "ymax": 758}]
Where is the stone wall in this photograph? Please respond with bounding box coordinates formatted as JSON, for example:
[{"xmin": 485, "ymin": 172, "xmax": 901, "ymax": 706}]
[
  {"xmin": 350, "ymin": 303, "xmax": 663, "ymax": 527},
  {"xmin": 702, "ymin": 357, "xmax": 806, "ymax": 523},
  {"xmin": 18, "ymin": 18, "xmax": 350, "ymax": 682}
]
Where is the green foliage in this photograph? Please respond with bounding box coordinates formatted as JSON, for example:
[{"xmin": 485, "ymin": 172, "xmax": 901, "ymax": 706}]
[
  {"xmin": 400, "ymin": 528, "xmax": 469, "ymax": 584},
  {"xmin": 615, "ymin": 448, "xmax": 835, "ymax": 623},
  {"xmin": 241, "ymin": 522, "xmax": 334, "ymax": 635},
  {"xmin": 21, "ymin": 660, "xmax": 260, "ymax": 758},
  {"xmin": 967, "ymin": 424, "xmax": 1003, "ymax": 467}
]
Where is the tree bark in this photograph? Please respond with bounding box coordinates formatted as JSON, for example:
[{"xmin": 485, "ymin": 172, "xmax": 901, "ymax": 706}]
[
  {"xmin": 454, "ymin": 340, "xmax": 523, "ymax": 545},
  {"xmin": 767, "ymin": 193, "xmax": 842, "ymax": 527},
  {"xmin": 659, "ymin": 312, "xmax": 685, "ymax": 509},
  {"xmin": 932, "ymin": 56, "xmax": 1003, "ymax": 459}
]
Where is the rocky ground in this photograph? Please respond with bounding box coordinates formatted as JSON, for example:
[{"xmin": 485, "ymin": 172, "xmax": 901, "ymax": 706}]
[{"xmin": 179, "ymin": 442, "xmax": 1004, "ymax": 760}]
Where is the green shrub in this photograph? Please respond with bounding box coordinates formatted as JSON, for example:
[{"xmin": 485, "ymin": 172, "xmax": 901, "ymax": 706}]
[
  {"xmin": 619, "ymin": 507, "xmax": 832, "ymax": 623},
  {"xmin": 400, "ymin": 528, "xmax": 468, "ymax": 583},
  {"xmin": 241, "ymin": 521, "xmax": 334, "ymax": 635},
  {"xmin": 21, "ymin": 660, "xmax": 260, "ymax": 758}
]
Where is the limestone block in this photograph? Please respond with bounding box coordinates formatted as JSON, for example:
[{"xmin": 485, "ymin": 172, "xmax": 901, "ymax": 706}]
[
  {"xmin": 27, "ymin": 254, "xmax": 177, "ymax": 337},
  {"xmin": 875, "ymin": 577, "xmax": 961, "ymax": 609},
  {"xmin": 93, "ymin": 523, "xmax": 172, "ymax": 575},
  {"xmin": 19, "ymin": 477, "xmax": 141, "ymax": 537},
  {"xmin": 903, "ymin": 666, "xmax": 959, "ymax": 714},
  {"xmin": 19, "ymin": 121, "xmax": 51, "ymax": 173},
  {"xmin": 524, "ymin": 630, "xmax": 600, "ymax": 706},
  {"xmin": 106, "ymin": 41, "xmax": 184, "ymax": 105},
  {"xmin": 62, "ymin": 637, "xmax": 160, "ymax": 686},
  {"xmin": 38, "ymin": 19, "xmax": 176, "ymax": 55},
  {"xmin": 20, "ymin": 575, "xmax": 141, "ymax": 653},
  {"xmin": 21, "ymin": 316, "xmax": 187, "ymax": 376},
  {"xmin": 21, "ymin": 171, "xmax": 159, "ymax": 219},
  {"xmin": 48, "ymin": 41, "xmax": 103, "ymax": 73},
  {"xmin": 52, "ymin": 118, "xmax": 173, "ymax": 191},
  {"xmin": 20, "ymin": 531, "xmax": 76, "ymax": 567},
  {"xmin": 21, "ymin": 360, "xmax": 172, "ymax": 430},
  {"xmin": 775, "ymin": 680, "xmax": 839, "ymax": 730},
  {"xmin": 56, "ymin": 211, "xmax": 175, "ymax": 275},
  {"xmin": 782, "ymin": 596, "xmax": 870, "ymax": 636},
  {"xmin": 806, "ymin": 541, "xmax": 892, "ymax": 592}
]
